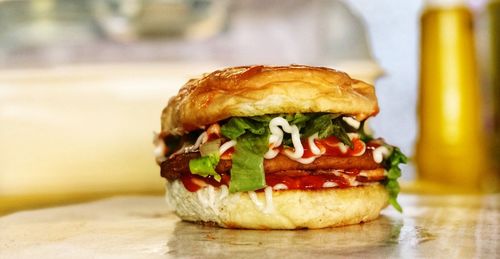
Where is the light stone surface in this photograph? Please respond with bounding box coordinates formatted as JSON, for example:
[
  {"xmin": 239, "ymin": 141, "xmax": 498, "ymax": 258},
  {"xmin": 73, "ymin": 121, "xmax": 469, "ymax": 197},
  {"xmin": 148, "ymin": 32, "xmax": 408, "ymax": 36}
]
[{"xmin": 0, "ymin": 194, "xmax": 498, "ymax": 258}]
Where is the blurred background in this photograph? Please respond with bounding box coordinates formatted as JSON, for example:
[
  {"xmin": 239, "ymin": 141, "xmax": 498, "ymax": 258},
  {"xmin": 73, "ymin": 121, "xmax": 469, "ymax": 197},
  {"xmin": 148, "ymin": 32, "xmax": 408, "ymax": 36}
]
[{"xmin": 0, "ymin": 0, "xmax": 498, "ymax": 214}]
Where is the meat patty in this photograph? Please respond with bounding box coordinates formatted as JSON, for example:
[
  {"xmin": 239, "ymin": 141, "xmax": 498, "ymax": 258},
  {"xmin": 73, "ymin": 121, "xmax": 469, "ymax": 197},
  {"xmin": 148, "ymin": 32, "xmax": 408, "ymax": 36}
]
[{"xmin": 161, "ymin": 150, "xmax": 383, "ymax": 181}]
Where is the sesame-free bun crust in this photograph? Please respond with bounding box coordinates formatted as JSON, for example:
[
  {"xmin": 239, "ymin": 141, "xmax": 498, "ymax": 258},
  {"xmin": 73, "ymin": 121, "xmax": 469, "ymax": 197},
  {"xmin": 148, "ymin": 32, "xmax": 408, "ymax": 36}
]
[
  {"xmin": 162, "ymin": 65, "xmax": 379, "ymax": 135},
  {"xmin": 166, "ymin": 180, "xmax": 388, "ymax": 229}
]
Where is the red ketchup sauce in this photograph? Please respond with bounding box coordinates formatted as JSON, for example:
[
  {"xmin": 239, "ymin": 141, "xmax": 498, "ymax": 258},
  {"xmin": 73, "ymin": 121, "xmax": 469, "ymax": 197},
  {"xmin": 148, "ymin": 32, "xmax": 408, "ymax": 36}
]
[
  {"xmin": 181, "ymin": 137, "xmax": 381, "ymax": 192},
  {"xmin": 181, "ymin": 169, "xmax": 361, "ymax": 193},
  {"xmin": 302, "ymin": 136, "xmax": 366, "ymax": 157}
]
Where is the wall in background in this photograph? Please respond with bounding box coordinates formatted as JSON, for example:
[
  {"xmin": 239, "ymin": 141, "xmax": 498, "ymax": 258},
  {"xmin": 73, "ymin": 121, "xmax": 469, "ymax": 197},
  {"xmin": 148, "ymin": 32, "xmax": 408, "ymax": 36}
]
[{"xmin": 349, "ymin": 0, "xmax": 424, "ymax": 158}]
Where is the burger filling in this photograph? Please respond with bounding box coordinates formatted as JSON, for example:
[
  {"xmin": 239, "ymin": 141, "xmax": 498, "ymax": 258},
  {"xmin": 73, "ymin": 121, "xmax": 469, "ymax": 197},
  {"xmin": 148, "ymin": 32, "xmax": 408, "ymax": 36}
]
[{"xmin": 156, "ymin": 114, "xmax": 407, "ymax": 211}]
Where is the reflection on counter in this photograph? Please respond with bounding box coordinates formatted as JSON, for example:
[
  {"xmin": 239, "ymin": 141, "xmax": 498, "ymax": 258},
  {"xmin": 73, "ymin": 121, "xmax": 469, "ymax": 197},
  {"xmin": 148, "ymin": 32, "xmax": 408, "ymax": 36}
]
[
  {"xmin": 168, "ymin": 217, "xmax": 404, "ymax": 257},
  {"xmin": 4, "ymin": 194, "xmax": 497, "ymax": 258},
  {"xmin": 165, "ymin": 194, "xmax": 497, "ymax": 258}
]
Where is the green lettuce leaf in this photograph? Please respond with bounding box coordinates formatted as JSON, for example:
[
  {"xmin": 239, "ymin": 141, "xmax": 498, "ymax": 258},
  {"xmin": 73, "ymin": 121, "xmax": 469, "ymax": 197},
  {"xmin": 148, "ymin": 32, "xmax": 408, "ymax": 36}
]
[
  {"xmin": 193, "ymin": 113, "xmax": 405, "ymax": 202},
  {"xmin": 229, "ymin": 131, "xmax": 269, "ymax": 192},
  {"xmin": 383, "ymin": 147, "xmax": 407, "ymax": 212},
  {"xmin": 283, "ymin": 113, "xmax": 314, "ymax": 129},
  {"xmin": 188, "ymin": 139, "xmax": 222, "ymax": 181},
  {"xmin": 200, "ymin": 139, "xmax": 221, "ymax": 156},
  {"xmin": 189, "ymin": 154, "xmax": 221, "ymax": 181},
  {"xmin": 221, "ymin": 117, "xmax": 266, "ymax": 140},
  {"xmin": 219, "ymin": 116, "xmax": 271, "ymax": 192},
  {"xmin": 302, "ymin": 114, "xmax": 352, "ymax": 148},
  {"xmin": 358, "ymin": 120, "xmax": 374, "ymax": 142}
]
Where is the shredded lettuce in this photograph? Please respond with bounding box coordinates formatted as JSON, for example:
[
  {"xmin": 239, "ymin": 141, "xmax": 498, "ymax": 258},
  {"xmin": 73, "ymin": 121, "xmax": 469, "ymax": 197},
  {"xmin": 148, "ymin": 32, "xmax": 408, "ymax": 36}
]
[{"xmin": 383, "ymin": 147, "xmax": 407, "ymax": 212}]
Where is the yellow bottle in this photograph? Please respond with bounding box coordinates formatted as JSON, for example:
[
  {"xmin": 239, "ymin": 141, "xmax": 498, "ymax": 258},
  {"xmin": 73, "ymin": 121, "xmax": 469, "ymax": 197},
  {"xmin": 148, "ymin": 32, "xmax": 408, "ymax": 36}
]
[
  {"xmin": 488, "ymin": 0, "xmax": 500, "ymax": 180},
  {"xmin": 416, "ymin": 1, "xmax": 488, "ymax": 192}
]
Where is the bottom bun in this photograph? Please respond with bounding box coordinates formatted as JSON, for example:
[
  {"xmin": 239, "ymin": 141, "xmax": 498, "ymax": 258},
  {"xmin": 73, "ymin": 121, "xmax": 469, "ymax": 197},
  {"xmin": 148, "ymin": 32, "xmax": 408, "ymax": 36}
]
[{"xmin": 166, "ymin": 180, "xmax": 389, "ymax": 229}]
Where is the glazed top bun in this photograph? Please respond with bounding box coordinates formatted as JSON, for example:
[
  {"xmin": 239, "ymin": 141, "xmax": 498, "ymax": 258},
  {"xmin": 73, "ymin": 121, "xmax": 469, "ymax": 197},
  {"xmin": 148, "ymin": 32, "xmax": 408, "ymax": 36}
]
[{"xmin": 162, "ymin": 65, "xmax": 379, "ymax": 135}]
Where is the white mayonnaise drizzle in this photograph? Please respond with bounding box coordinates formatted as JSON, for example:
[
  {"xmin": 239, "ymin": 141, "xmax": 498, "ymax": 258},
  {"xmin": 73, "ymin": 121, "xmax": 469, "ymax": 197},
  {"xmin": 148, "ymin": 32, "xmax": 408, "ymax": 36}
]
[
  {"xmin": 264, "ymin": 148, "xmax": 280, "ymax": 159},
  {"xmin": 347, "ymin": 133, "xmax": 359, "ymax": 140},
  {"xmin": 196, "ymin": 185, "xmax": 215, "ymax": 209},
  {"xmin": 263, "ymin": 187, "xmax": 275, "ymax": 213},
  {"xmin": 283, "ymin": 125, "xmax": 304, "ymax": 159},
  {"xmin": 346, "ymin": 133, "xmax": 366, "ymax": 157},
  {"xmin": 337, "ymin": 142, "xmax": 349, "ymax": 154},
  {"xmin": 264, "ymin": 116, "xmax": 369, "ymax": 163},
  {"xmin": 219, "ymin": 140, "xmax": 237, "ymax": 155},
  {"xmin": 372, "ymin": 146, "xmax": 391, "ymax": 163},
  {"xmin": 193, "ymin": 131, "xmax": 208, "ymax": 149},
  {"xmin": 346, "ymin": 177, "xmax": 361, "ymax": 186},
  {"xmin": 195, "ymin": 184, "xmax": 230, "ymax": 212},
  {"xmin": 248, "ymin": 191, "xmax": 264, "ymax": 210},
  {"xmin": 308, "ymin": 133, "xmax": 322, "ymax": 155},
  {"xmin": 342, "ymin": 116, "xmax": 361, "ymax": 129},
  {"xmin": 219, "ymin": 185, "xmax": 229, "ymax": 201},
  {"xmin": 247, "ymin": 187, "xmax": 275, "ymax": 214},
  {"xmin": 272, "ymin": 183, "xmax": 288, "ymax": 190},
  {"xmin": 358, "ymin": 170, "xmax": 369, "ymax": 177},
  {"xmin": 294, "ymin": 156, "xmax": 317, "ymax": 164},
  {"xmin": 322, "ymin": 182, "xmax": 338, "ymax": 188},
  {"xmin": 266, "ymin": 117, "xmax": 304, "ymax": 161},
  {"xmin": 330, "ymin": 170, "xmax": 360, "ymax": 186}
]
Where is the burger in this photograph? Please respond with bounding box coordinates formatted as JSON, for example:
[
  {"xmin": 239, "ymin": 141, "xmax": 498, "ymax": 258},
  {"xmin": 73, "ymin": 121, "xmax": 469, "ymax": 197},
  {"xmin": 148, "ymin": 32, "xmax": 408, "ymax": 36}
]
[{"xmin": 155, "ymin": 65, "xmax": 406, "ymax": 229}]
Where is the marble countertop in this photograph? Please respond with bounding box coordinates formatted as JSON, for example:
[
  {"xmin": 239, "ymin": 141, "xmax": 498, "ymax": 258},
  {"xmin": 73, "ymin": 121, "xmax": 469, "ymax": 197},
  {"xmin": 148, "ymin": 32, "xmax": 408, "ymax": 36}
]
[{"xmin": 1, "ymin": 194, "xmax": 498, "ymax": 258}]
